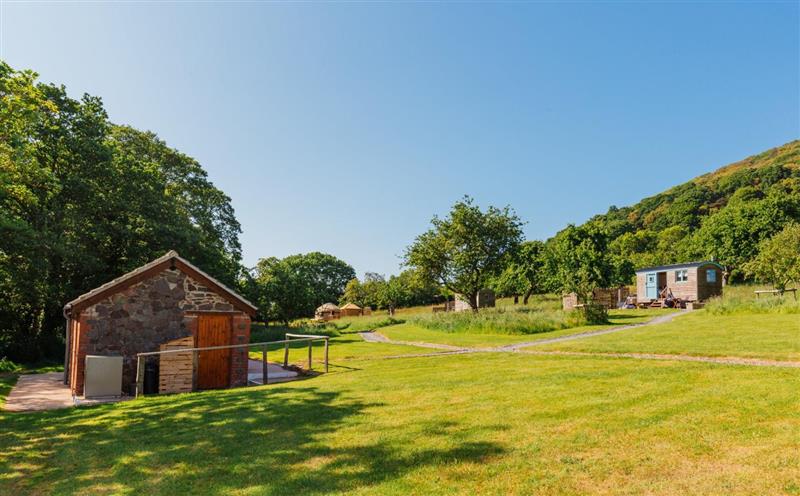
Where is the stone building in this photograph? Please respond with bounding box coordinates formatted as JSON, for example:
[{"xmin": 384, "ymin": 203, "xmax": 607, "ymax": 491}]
[
  {"xmin": 451, "ymin": 289, "xmax": 496, "ymax": 312},
  {"xmin": 63, "ymin": 251, "xmax": 257, "ymax": 396}
]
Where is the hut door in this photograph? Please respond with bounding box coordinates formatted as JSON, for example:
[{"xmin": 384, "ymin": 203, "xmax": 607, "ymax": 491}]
[
  {"xmin": 645, "ymin": 273, "xmax": 657, "ymax": 299},
  {"xmin": 197, "ymin": 314, "xmax": 232, "ymax": 389}
]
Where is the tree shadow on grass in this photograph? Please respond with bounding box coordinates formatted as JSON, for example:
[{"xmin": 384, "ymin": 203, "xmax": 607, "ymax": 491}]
[{"xmin": 0, "ymin": 384, "xmax": 505, "ymax": 494}]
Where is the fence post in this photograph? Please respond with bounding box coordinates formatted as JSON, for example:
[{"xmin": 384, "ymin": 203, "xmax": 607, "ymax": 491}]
[
  {"xmin": 308, "ymin": 340, "xmax": 313, "ymax": 371},
  {"xmin": 261, "ymin": 345, "xmax": 268, "ymax": 385},
  {"xmin": 135, "ymin": 355, "xmax": 144, "ymax": 398},
  {"xmin": 283, "ymin": 341, "xmax": 289, "ymax": 367},
  {"xmin": 324, "ymin": 338, "xmax": 329, "ymax": 373},
  {"xmin": 192, "ymin": 350, "xmax": 199, "ymax": 391}
]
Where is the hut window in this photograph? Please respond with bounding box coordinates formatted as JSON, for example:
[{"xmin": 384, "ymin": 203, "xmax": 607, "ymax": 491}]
[
  {"xmin": 706, "ymin": 269, "xmax": 717, "ymax": 283},
  {"xmin": 676, "ymin": 270, "xmax": 688, "ymax": 282}
]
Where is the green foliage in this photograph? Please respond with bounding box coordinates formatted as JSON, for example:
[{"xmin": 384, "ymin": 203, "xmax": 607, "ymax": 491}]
[
  {"xmin": 704, "ymin": 286, "xmax": 800, "ymax": 315},
  {"xmin": 548, "ymin": 224, "xmax": 628, "ymax": 301},
  {"xmin": 253, "ymin": 252, "xmax": 355, "ymax": 323},
  {"xmin": 404, "ymin": 196, "xmax": 523, "ymax": 310},
  {"xmin": 409, "ymin": 306, "xmax": 579, "ymax": 335},
  {"xmin": 743, "ymin": 223, "xmax": 800, "ymax": 291},
  {"xmin": 0, "ymin": 358, "xmax": 20, "ymax": 374},
  {"xmin": 692, "ymin": 191, "xmax": 793, "ymax": 282},
  {"xmin": 0, "ymin": 62, "xmax": 242, "ymax": 361},
  {"xmin": 491, "ymin": 240, "xmax": 546, "ymax": 303}
]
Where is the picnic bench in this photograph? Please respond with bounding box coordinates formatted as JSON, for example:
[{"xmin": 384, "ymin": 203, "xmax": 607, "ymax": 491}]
[{"xmin": 754, "ymin": 288, "xmax": 798, "ymax": 300}]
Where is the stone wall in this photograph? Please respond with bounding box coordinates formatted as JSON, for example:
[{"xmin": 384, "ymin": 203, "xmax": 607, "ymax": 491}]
[{"xmin": 181, "ymin": 276, "xmax": 235, "ymax": 312}]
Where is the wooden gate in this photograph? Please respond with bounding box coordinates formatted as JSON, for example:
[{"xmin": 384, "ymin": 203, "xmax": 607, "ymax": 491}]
[{"xmin": 197, "ymin": 314, "xmax": 232, "ymax": 389}]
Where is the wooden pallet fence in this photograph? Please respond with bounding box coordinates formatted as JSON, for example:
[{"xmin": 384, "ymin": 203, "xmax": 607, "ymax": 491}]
[{"xmin": 159, "ymin": 336, "xmax": 194, "ymax": 394}]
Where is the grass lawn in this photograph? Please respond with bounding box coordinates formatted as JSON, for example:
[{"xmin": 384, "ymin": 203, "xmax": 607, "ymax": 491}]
[
  {"xmin": 379, "ymin": 309, "xmax": 676, "ymax": 348},
  {"xmin": 1, "ymin": 351, "xmax": 798, "ymax": 495},
  {"xmin": 531, "ymin": 311, "xmax": 800, "ymax": 361}
]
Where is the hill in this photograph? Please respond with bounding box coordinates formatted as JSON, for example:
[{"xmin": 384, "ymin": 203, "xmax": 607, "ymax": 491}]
[{"xmin": 580, "ymin": 140, "xmax": 800, "ymax": 281}]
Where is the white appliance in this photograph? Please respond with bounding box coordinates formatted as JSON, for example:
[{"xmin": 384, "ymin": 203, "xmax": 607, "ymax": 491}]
[{"xmin": 84, "ymin": 355, "xmax": 123, "ymax": 398}]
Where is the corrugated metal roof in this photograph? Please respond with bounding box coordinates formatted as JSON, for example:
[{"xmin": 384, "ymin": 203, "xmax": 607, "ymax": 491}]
[{"xmin": 635, "ymin": 261, "xmax": 723, "ymax": 273}]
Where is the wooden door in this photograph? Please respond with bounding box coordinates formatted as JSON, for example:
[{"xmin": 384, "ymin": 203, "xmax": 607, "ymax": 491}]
[{"xmin": 197, "ymin": 314, "xmax": 232, "ymax": 389}]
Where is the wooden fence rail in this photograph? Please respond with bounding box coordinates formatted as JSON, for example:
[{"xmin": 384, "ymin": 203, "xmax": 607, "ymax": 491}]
[{"xmin": 135, "ymin": 334, "xmax": 330, "ymax": 398}]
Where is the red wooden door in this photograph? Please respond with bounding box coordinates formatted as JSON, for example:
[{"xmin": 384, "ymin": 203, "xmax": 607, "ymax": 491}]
[{"xmin": 197, "ymin": 314, "xmax": 232, "ymax": 389}]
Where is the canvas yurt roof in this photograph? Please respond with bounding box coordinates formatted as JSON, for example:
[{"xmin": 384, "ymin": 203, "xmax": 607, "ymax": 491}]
[
  {"xmin": 340, "ymin": 303, "xmax": 361, "ymax": 310},
  {"xmin": 316, "ymin": 303, "xmax": 340, "ymax": 312}
]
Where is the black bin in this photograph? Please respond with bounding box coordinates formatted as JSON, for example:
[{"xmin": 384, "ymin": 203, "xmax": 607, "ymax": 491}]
[{"xmin": 143, "ymin": 359, "xmax": 159, "ymax": 395}]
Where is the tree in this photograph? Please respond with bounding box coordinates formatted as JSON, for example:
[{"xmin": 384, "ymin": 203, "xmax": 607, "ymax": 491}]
[
  {"xmin": 549, "ymin": 224, "xmax": 621, "ymax": 322},
  {"xmin": 377, "ymin": 277, "xmax": 403, "ymax": 315},
  {"xmin": 341, "ymin": 278, "xmax": 369, "ymax": 308},
  {"xmin": 390, "ymin": 269, "xmax": 439, "ymax": 308},
  {"xmin": 492, "ymin": 240, "xmax": 546, "ymax": 304},
  {"xmin": 744, "ymin": 223, "xmax": 800, "ymax": 292},
  {"xmin": 692, "ymin": 194, "xmax": 790, "ymax": 285},
  {"xmin": 254, "ymin": 252, "xmax": 355, "ymax": 324},
  {"xmin": 0, "ymin": 62, "xmax": 243, "ymax": 361},
  {"xmin": 404, "ymin": 196, "xmax": 523, "ymax": 311}
]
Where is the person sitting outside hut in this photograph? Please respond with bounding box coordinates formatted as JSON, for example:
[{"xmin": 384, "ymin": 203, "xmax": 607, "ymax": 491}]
[{"xmin": 659, "ymin": 287, "xmax": 680, "ymax": 308}]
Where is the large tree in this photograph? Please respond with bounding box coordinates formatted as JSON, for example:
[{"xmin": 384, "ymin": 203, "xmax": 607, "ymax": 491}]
[
  {"xmin": 548, "ymin": 223, "xmax": 630, "ymax": 322},
  {"xmin": 492, "ymin": 240, "xmax": 546, "ymax": 304},
  {"xmin": 0, "ymin": 62, "xmax": 243, "ymax": 361},
  {"xmin": 744, "ymin": 223, "xmax": 800, "ymax": 292},
  {"xmin": 254, "ymin": 252, "xmax": 355, "ymax": 324},
  {"xmin": 692, "ymin": 193, "xmax": 792, "ymax": 285},
  {"xmin": 404, "ymin": 196, "xmax": 523, "ymax": 311}
]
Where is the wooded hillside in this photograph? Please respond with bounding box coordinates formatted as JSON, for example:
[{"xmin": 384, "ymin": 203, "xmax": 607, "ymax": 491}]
[{"xmin": 582, "ymin": 141, "xmax": 800, "ymax": 283}]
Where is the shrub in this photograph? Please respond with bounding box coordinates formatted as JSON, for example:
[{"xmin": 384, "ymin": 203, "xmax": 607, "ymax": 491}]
[
  {"xmin": 409, "ymin": 306, "xmax": 578, "ymax": 335},
  {"xmin": 0, "ymin": 357, "xmax": 21, "ymax": 373},
  {"xmin": 581, "ymin": 304, "xmax": 609, "ymax": 325},
  {"xmin": 704, "ymin": 293, "xmax": 800, "ymax": 315}
]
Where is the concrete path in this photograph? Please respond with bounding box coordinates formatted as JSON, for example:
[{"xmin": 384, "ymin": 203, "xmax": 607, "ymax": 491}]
[
  {"xmin": 4, "ymin": 372, "xmax": 73, "ymax": 412},
  {"xmin": 359, "ymin": 312, "xmax": 800, "ymax": 369}
]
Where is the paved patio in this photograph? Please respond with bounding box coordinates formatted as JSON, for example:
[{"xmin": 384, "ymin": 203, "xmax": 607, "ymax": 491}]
[
  {"xmin": 4, "ymin": 362, "xmax": 298, "ymax": 412},
  {"xmin": 4, "ymin": 372, "xmax": 73, "ymax": 412},
  {"xmin": 247, "ymin": 359, "xmax": 299, "ymax": 385}
]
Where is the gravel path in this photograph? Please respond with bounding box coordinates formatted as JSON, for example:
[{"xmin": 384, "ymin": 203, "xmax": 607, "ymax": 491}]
[
  {"xmin": 514, "ymin": 349, "xmax": 800, "ymax": 367},
  {"xmin": 358, "ymin": 331, "xmax": 465, "ymax": 351},
  {"xmin": 357, "ymin": 312, "xmax": 800, "ymax": 369},
  {"xmin": 496, "ymin": 311, "xmax": 686, "ymax": 351}
]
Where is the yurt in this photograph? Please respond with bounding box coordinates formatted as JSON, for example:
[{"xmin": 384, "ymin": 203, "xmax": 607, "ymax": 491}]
[
  {"xmin": 340, "ymin": 302, "xmax": 362, "ymax": 317},
  {"xmin": 314, "ymin": 303, "xmax": 341, "ymax": 321}
]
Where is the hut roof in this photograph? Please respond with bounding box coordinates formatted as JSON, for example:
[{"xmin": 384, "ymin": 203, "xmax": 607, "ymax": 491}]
[
  {"xmin": 64, "ymin": 250, "xmax": 257, "ymax": 316},
  {"xmin": 316, "ymin": 303, "xmax": 340, "ymax": 312},
  {"xmin": 635, "ymin": 261, "xmax": 723, "ymax": 273},
  {"xmin": 340, "ymin": 303, "xmax": 361, "ymax": 310}
]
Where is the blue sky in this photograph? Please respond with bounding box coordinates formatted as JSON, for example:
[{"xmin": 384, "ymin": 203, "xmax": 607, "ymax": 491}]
[{"xmin": 2, "ymin": 1, "xmax": 798, "ymax": 277}]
